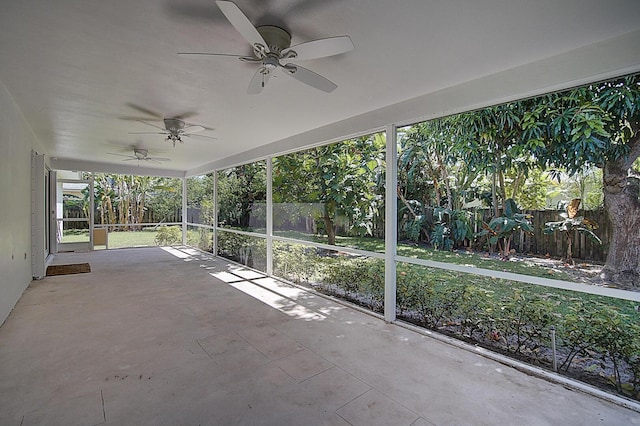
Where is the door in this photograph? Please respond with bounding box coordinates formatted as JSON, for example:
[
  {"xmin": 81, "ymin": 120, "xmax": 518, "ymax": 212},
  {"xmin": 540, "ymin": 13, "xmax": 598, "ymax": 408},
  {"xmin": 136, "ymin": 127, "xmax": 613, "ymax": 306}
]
[{"xmin": 56, "ymin": 179, "xmax": 94, "ymax": 252}]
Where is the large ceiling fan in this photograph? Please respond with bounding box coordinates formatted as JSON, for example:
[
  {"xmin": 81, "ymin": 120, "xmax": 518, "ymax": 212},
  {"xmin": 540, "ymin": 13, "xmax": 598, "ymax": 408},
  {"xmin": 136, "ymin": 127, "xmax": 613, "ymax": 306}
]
[
  {"xmin": 178, "ymin": 1, "xmax": 354, "ymax": 94},
  {"xmin": 121, "ymin": 104, "xmax": 217, "ymax": 147},
  {"xmin": 108, "ymin": 148, "xmax": 170, "ymax": 165},
  {"xmin": 130, "ymin": 118, "xmax": 217, "ymax": 147}
]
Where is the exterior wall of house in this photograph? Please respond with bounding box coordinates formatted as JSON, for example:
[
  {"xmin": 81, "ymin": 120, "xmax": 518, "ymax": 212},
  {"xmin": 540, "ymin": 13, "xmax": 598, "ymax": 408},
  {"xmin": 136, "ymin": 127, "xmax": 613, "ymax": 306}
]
[{"xmin": 0, "ymin": 79, "xmax": 45, "ymax": 326}]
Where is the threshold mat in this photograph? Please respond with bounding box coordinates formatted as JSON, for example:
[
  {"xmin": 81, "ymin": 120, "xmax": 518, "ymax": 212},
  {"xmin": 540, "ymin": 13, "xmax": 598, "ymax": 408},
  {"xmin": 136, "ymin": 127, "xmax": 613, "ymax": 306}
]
[{"xmin": 46, "ymin": 263, "xmax": 91, "ymax": 276}]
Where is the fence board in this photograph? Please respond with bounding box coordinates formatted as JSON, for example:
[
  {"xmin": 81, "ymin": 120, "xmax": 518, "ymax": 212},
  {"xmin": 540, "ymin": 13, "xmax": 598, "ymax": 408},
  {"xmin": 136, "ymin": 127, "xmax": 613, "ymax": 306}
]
[{"xmin": 504, "ymin": 209, "xmax": 610, "ymax": 263}]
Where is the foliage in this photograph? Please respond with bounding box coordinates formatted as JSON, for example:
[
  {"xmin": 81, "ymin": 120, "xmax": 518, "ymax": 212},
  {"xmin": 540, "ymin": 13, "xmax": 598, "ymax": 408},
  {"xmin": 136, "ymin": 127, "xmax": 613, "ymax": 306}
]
[
  {"xmin": 154, "ymin": 225, "xmax": 181, "ymax": 246},
  {"xmin": 491, "ymin": 290, "xmax": 556, "ymax": 356},
  {"xmin": 544, "ymin": 198, "xmax": 602, "ymax": 264},
  {"xmin": 560, "ymin": 301, "xmax": 640, "ymax": 395},
  {"xmin": 430, "ymin": 207, "xmax": 473, "ymax": 251},
  {"xmin": 186, "ymin": 227, "xmax": 213, "ymax": 253},
  {"xmin": 476, "ymin": 198, "xmax": 534, "ymax": 257},
  {"xmin": 187, "ymin": 174, "xmax": 215, "ymax": 226},
  {"xmin": 216, "ymin": 231, "xmax": 266, "ymax": 271},
  {"xmin": 217, "ymin": 162, "xmax": 266, "ymax": 230},
  {"xmin": 273, "ymin": 243, "xmax": 320, "ymax": 284},
  {"xmin": 273, "ymin": 133, "xmax": 385, "ymax": 245},
  {"xmin": 92, "ymin": 174, "xmax": 181, "ymax": 229},
  {"xmin": 320, "ymin": 257, "xmax": 385, "ymax": 311}
]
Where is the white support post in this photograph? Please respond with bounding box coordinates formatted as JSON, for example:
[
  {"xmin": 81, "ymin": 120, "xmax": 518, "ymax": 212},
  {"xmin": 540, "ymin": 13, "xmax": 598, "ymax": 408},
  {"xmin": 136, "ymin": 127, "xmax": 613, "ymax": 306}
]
[
  {"xmin": 212, "ymin": 171, "xmax": 218, "ymax": 256},
  {"xmin": 89, "ymin": 176, "xmax": 94, "ymax": 250},
  {"xmin": 266, "ymin": 157, "xmax": 273, "ymax": 276},
  {"xmin": 182, "ymin": 177, "xmax": 187, "ymax": 245},
  {"xmin": 31, "ymin": 152, "xmax": 46, "ymax": 279},
  {"xmin": 384, "ymin": 124, "xmax": 398, "ymax": 322}
]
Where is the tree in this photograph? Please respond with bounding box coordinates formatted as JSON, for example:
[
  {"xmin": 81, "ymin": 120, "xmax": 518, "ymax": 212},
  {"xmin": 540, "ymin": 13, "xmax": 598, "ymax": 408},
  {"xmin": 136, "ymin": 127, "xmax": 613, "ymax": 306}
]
[
  {"xmin": 273, "ymin": 134, "xmax": 385, "ymax": 245},
  {"xmin": 523, "ymin": 74, "xmax": 640, "ymax": 285},
  {"xmin": 92, "ymin": 174, "xmax": 182, "ymax": 230},
  {"xmin": 217, "ymin": 162, "xmax": 266, "ymax": 230},
  {"xmin": 453, "ymin": 104, "xmax": 539, "ymax": 217}
]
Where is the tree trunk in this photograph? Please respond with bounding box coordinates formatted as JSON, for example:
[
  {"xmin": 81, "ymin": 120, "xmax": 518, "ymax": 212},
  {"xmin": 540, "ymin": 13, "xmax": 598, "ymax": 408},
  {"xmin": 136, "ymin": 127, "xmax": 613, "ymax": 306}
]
[
  {"xmin": 324, "ymin": 212, "xmax": 336, "ymax": 246},
  {"xmin": 322, "ymin": 201, "xmax": 337, "ymax": 245},
  {"xmin": 491, "ymin": 172, "xmax": 499, "ymax": 218},
  {"xmin": 566, "ymin": 231, "xmax": 574, "ymax": 265},
  {"xmin": 601, "ymin": 137, "xmax": 640, "ymax": 287}
]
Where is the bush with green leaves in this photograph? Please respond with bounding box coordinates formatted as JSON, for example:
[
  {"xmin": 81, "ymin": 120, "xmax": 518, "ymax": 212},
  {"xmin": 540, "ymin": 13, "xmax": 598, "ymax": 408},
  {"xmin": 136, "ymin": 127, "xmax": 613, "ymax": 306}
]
[
  {"xmin": 273, "ymin": 243, "xmax": 320, "ymax": 284},
  {"xmin": 560, "ymin": 302, "xmax": 640, "ymax": 395},
  {"xmin": 454, "ymin": 285, "xmax": 494, "ymax": 340},
  {"xmin": 430, "ymin": 207, "xmax": 473, "ymax": 251},
  {"xmin": 154, "ymin": 225, "xmax": 182, "ymax": 246},
  {"xmin": 476, "ymin": 198, "xmax": 533, "ymax": 257},
  {"xmin": 217, "ymin": 231, "xmax": 266, "ymax": 270},
  {"xmin": 321, "ymin": 257, "xmax": 384, "ymax": 310},
  {"xmin": 491, "ymin": 290, "xmax": 556, "ymax": 356}
]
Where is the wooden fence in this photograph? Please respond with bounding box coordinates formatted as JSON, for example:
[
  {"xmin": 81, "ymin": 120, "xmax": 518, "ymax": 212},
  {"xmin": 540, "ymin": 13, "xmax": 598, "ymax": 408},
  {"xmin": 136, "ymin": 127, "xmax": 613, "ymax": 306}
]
[{"xmin": 500, "ymin": 209, "xmax": 611, "ymax": 263}]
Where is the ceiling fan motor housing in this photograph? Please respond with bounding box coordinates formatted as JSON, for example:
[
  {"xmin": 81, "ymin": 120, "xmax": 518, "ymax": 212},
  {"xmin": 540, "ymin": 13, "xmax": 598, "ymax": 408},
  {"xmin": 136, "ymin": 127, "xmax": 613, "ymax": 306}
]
[
  {"xmin": 257, "ymin": 25, "xmax": 291, "ymax": 53},
  {"xmin": 133, "ymin": 148, "xmax": 148, "ymax": 159},
  {"xmin": 164, "ymin": 118, "xmax": 185, "ymax": 131}
]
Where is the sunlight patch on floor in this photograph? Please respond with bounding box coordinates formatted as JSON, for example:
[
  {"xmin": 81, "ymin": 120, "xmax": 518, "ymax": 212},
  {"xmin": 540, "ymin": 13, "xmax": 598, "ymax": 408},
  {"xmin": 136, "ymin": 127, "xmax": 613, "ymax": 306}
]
[{"xmin": 228, "ymin": 280, "xmax": 326, "ymax": 322}]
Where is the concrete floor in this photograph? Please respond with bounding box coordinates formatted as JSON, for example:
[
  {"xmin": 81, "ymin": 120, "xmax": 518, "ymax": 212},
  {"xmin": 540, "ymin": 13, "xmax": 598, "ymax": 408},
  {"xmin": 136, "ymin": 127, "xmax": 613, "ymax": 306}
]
[{"xmin": 1, "ymin": 247, "xmax": 638, "ymax": 426}]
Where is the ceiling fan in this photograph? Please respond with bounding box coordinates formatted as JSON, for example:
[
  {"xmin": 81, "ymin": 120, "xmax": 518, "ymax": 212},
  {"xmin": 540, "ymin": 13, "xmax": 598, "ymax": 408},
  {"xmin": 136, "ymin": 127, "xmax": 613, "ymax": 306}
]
[
  {"xmin": 121, "ymin": 104, "xmax": 217, "ymax": 147},
  {"xmin": 108, "ymin": 148, "xmax": 170, "ymax": 165},
  {"xmin": 178, "ymin": 0, "xmax": 354, "ymax": 94},
  {"xmin": 130, "ymin": 118, "xmax": 217, "ymax": 147}
]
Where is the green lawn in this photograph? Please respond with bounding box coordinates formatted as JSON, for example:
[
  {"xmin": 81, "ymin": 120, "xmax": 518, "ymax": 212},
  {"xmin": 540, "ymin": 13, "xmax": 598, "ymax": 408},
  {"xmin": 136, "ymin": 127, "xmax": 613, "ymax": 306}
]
[
  {"xmin": 274, "ymin": 231, "xmax": 574, "ymax": 280},
  {"xmin": 61, "ymin": 229, "xmax": 158, "ymax": 248}
]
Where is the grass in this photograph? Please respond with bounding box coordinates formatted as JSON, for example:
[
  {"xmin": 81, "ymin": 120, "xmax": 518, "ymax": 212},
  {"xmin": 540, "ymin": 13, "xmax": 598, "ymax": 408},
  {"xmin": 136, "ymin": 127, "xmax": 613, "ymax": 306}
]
[
  {"xmin": 61, "ymin": 228, "xmax": 159, "ymax": 248},
  {"xmin": 274, "ymin": 231, "xmax": 574, "ymax": 280}
]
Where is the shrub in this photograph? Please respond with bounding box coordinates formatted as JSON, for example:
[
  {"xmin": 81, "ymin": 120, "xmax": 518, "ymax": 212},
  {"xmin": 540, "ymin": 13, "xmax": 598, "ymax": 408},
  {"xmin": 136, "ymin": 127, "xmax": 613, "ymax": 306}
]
[
  {"xmin": 491, "ymin": 289, "xmax": 555, "ymax": 356},
  {"xmin": 454, "ymin": 285, "xmax": 494, "ymax": 340},
  {"xmin": 273, "ymin": 243, "xmax": 319, "ymax": 284},
  {"xmin": 155, "ymin": 225, "xmax": 182, "ymax": 246}
]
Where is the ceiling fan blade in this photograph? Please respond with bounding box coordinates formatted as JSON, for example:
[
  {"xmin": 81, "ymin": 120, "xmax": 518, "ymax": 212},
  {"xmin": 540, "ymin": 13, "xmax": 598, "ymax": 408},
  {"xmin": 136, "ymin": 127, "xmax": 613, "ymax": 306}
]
[
  {"xmin": 186, "ymin": 134, "xmax": 218, "ymax": 140},
  {"xmin": 216, "ymin": 1, "xmax": 267, "ymax": 49},
  {"xmin": 284, "ymin": 36, "xmax": 354, "ymax": 61},
  {"xmin": 108, "ymin": 152, "xmax": 134, "ymax": 158},
  {"xmin": 126, "ymin": 103, "xmax": 163, "ymax": 119},
  {"xmin": 172, "ymin": 112, "xmax": 198, "ymax": 120},
  {"xmin": 136, "ymin": 120, "xmax": 167, "ymax": 131},
  {"xmin": 247, "ymin": 67, "xmax": 271, "ymax": 94},
  {"xmin": 119, "ymin": 116, "xmax": 162, "ymax": 122},
  {"xmin": 128, "ymin": 132, "xmax": 167, "ymax": 135},
  {"xmin": 284, "ymin": 64, "xmax": 337, "ymax": 93},
  {"xmin": 183, "ymin": 125, "xmax": 205, "ymax": 133},
  {"xmin": 147, "ymin": 157, "xmax": 171, "ymax": 162},
  {"xmin": 178, "ymin": 52, "xmax": 245, "ymax": 58}
]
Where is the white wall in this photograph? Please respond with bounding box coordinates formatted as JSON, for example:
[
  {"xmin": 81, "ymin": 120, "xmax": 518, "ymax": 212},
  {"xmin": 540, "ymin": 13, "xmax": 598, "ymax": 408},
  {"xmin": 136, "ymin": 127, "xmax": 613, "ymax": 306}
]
[{"xmin": 0, "ymin": 78, "xmax": 45, "ymax": 326}]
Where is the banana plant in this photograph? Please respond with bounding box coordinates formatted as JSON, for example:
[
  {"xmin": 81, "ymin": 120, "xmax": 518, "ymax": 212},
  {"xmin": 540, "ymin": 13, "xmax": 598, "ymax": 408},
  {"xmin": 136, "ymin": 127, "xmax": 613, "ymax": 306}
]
[
  {"xmin": 544, "ymin": 198, "xmax": 602, "ymax": 265},
  {"xmin": 477, "ymin": 198, "xmax": 534, "ymax": 258}
]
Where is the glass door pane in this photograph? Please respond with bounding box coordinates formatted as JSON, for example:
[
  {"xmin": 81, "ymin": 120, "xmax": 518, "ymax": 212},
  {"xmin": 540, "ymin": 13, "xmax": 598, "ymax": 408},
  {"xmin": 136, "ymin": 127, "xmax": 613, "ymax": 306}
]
[{"xmin": 57, "ymin": 180, "xmax": 91, "ymax": 251}]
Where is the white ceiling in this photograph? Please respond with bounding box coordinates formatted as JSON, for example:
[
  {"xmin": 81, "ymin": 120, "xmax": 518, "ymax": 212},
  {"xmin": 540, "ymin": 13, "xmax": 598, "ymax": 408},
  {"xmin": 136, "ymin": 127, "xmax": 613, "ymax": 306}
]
[{"xmin": 2, "ymin": 0, "xmax": 640, "ymax": 176}]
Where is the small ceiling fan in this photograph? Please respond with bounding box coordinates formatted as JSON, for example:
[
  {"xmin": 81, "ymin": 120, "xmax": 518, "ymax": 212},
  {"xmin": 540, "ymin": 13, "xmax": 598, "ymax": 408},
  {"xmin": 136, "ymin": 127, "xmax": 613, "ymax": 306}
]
[
  {"xmin": 121, "ymin": 104, "xmax": 217, "ymax": 147},
  {"xmin": 108, "ymin": 148, "xmax": 170, "ymax": 165},
  {"xmin": 178, "ymin": 1, "xmax": 354, "ymax": 94}
]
